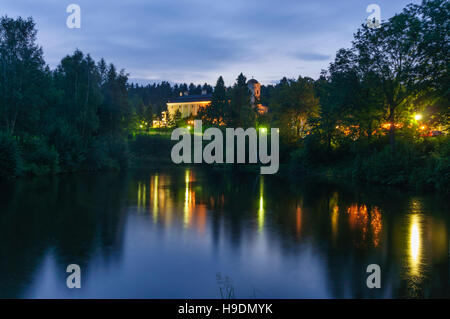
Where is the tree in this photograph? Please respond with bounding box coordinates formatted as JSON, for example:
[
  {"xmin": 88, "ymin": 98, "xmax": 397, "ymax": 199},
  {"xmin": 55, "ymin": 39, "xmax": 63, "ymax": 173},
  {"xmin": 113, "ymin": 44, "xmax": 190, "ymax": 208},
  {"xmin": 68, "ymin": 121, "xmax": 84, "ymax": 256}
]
[
  {"xmin": 410, "ymin": 0, "xmax": 449, "ymax": 129},
  {"xmin": 0, "ymin": 16, "xmax": 48, "ymax": 135},
  {"xmin": 352, "ymin": 9, "xmax": 422, "ymax": 150},
  {"xmin": 99, "ymin": 63, "xmax": 131, "ymax": 135},
  {"xmin": 198, "ymin": 76, "xmax": 228, "ymax": 125},
  {"xmin": 229, "ymin": 73, "xmax": 254, "ymax": 127},
  {"xmin": 270, "ymin": 76, "xmax": 319, "ymax": 144}
]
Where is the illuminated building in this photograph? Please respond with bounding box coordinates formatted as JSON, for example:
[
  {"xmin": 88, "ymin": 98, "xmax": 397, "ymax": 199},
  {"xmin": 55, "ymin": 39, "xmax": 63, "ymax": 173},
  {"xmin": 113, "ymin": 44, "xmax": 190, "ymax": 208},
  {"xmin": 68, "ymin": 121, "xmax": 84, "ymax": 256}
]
[
  {"xmin": 165, "ymin": 79, "xmax": 269, "ymax": 120},
  {"xmin": 167, "ymin": 90, "xmax": 212, "ymax": 119}
]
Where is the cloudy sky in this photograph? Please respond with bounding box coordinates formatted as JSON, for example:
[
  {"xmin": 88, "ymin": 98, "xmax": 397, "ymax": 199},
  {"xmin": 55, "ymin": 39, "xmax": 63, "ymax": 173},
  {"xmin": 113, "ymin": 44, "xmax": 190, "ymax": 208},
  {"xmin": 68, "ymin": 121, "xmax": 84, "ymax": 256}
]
[{"xmin": 2, "ymin": 0, "xmax": 420, "ymax": 86}]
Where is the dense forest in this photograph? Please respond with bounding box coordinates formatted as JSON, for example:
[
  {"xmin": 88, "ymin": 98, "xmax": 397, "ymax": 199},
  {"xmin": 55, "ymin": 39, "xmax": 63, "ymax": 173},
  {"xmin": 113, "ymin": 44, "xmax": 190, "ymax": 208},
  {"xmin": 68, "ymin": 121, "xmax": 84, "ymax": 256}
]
[{"xmin": 0, "ymin": 0, "xmax": 448, "ymax": 192}]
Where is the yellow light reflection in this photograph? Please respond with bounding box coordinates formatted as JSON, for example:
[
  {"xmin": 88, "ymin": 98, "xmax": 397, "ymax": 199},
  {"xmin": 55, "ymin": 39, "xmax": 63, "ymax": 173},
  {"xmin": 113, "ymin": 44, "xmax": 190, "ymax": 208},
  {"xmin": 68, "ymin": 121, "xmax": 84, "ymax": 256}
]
[
  {"xmin": 142, "ymin": 184, "xmax": 146, "ymax": 208},
  {"xmin": 408, "ymin": 214, "xmax": 423, "ymax": 277},
  {"xmin": 258, "ymin": 177, "xmax": 265, "ymax": 232},
  {"xmin": 330, "ymin": 192, "xmax": 339, "ymax": 238},
  {"xmin": 137, "ymin": 182, "xmax": 141, "ymax": 211},
  {"xmin": 137, "ymin": 182, "xmax": 147, "ymax": 212},
  {"xmin": 152, "ymin": 175, "xmax": 159, "ymax": 222},
  {"xmin": 184, "ymin": 170, "xmax": 191, "ymax": 228},
  {"xmin": 331, "ymin": 205, "xmax": 339, "ymax": 238}
]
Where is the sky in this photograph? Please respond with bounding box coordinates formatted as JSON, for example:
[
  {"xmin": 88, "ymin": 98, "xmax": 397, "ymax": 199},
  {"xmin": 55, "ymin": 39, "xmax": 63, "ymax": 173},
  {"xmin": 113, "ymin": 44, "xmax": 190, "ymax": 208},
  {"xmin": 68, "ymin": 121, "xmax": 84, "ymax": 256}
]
[{"xmin": 2, "ymin": 0, "xmax": 421, "ymax": 86}]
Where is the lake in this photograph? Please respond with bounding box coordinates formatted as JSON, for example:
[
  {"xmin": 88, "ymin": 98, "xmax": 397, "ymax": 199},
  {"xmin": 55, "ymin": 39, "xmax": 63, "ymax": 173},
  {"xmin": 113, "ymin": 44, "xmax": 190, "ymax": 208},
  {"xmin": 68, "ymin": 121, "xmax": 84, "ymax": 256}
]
[{"xmin": 0, "ymin": 167, "xmax": 449, "ymax": 298}]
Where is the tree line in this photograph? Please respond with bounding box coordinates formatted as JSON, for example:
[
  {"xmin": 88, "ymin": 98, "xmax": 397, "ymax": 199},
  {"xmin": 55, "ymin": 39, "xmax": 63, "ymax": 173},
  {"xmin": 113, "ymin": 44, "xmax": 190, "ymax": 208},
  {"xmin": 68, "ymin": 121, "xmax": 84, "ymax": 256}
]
[{"xmin": 0, "ymin": 0, "xmax": 448, "ymax": 191}]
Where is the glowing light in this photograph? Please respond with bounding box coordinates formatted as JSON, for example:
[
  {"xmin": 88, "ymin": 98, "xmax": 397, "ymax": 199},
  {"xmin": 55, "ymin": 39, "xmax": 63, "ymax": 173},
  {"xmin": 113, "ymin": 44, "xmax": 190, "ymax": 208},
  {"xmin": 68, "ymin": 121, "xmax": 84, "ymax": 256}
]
[
  {"xmin": 414, "ymin": 113, "xmax": 422, "ymax": 121},
  {"xmin": 184, "ymin": 170, "xmax": 191, "ymax": 228},
  {"xmin": 139, "ymin": 125, "xmax": 143, "ymax": 128},
  {"xmin": 137, "ymin": 182, "xmax": 141, "ymax": 211},
  {"xmin": 408, "ymin": 214, "xmax": 422, "ymax": 277},
  {"xmin": 259, "ymin": 127, "xmax": 267, "ymax": 134},
  {"xmin": 257, "ymin": 177, "xmax": 265, "ymax": 232},
  {"xmin": 152, "ymin": 175, "xmax": 159, "ymax": 222},
  {"xmin": 187, "ymin": 126, "xmax": 191, "ymax": 130},
  {"xmin": 329, "ymin": 192, "xmax": 339, "ymax": 238},
  {"xmin": 331, "ymin": 205, "xmax": 339, "ymax": 238}
]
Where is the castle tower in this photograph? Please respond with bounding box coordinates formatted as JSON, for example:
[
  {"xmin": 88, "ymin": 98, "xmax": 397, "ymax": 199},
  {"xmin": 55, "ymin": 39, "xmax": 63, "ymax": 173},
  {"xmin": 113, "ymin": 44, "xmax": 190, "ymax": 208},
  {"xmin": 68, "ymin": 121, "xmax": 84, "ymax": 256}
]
[
  {"xmin": 247, "ymin": 78, "xmax": 268, "ymax": 114},
  {"xmin": 247, "ymin": 79, "xmax": 261, "ymax": 106}
]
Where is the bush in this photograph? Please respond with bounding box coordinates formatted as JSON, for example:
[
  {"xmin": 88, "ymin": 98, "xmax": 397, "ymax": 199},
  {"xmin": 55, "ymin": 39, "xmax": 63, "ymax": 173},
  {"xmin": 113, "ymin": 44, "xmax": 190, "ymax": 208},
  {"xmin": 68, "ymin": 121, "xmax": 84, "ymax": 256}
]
[
  {"xmin": 85, "ymin": 135, "xmax": 130, "ymax": 171},
  {"xmin": 85, "ymin": 136, "xmax": 114, "ymax": 170},
  {"xmin": 108, "ymin": 137, "xmax": 130, "ymax": 170},
  {"xmin": 429, "ymin": 136, "xmax": 450, "ymax": 192},
  {"xmin": 130, "ymin": 134, "xmax": 174, "ymax": 158},
  {"xmin": 0, "ymin": 132, "xmax": 22, "ymax": 179},
  {"xmin": 352, "ymin": 136, "xmax": 449, "ymax": 192},
  {"xmin": 47, "ymin": 119, "xmax": 86, "ymax": 172},
  {"xmin": 20, "ymin": 135, "xmax": 60, "ymax": 176}
]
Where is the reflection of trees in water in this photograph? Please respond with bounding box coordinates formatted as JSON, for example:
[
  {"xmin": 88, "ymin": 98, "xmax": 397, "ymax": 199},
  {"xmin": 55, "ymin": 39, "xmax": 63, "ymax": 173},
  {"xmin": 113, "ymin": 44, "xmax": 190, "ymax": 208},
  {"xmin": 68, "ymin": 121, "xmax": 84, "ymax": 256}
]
[
  {"xmin": 0, "ymin": 173, "xmax": 128, "ymax": 298},
  {"xmin": 177, "ymin": 172, "xmax": 450, "ymax": 298},
  {"xmin": 1, "ymin": 168, "xmax": 449, "ymax": 298}
]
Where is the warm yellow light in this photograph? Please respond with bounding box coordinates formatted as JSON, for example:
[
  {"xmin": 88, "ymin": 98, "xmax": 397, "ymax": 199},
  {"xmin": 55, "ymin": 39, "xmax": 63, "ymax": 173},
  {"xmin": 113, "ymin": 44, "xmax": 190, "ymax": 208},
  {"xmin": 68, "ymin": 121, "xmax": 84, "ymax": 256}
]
[
  {"xmin": 153, "ymin": 175, "xmax": 158, "ymax": 221},
  {"xmin": 187, "ymin": 126, "xmax": 191, "ymax": 130},
  {"xmin": 411, "ymin": 223, "xmax": 420, "ymax": 260},
  {"xmin": 408, "ymin": 214, "xmax": 422, "ymax": 277},
  {"xmin": 258, "ymin": 177, "xmax": 265, "ymax": 232},
  {"xmin": 259, "ymin": 127, "xmax": 267, "ymax": 134},
  {"xmin": 414, "ymin": 114, "xmax": 422, "ymax": 121},
  {"xmin": 184, "ymin": 170, "xmax": 191, "ymax": 228},
  {"xmin": 139, "ymin": 125, "xmax": 143, "ymax": 128}
]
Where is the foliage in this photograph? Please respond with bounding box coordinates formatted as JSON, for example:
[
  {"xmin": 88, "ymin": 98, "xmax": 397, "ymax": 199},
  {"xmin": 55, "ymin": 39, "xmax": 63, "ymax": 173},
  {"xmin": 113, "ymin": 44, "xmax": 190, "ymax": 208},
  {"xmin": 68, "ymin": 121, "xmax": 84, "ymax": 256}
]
[
  {"xmin": 0, "ymin": 132, "xmax": 22, "ymax": 178},
  {"xmin": 20, "ymin": 134, "xmax": 59, "ymax": 176}
]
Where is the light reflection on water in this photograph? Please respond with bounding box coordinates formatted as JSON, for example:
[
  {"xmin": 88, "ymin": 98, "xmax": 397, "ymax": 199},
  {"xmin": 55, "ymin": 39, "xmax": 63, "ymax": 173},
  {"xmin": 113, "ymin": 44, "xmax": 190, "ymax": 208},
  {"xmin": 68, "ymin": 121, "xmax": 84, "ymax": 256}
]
[
  {"xmin": 0, "ymin": 168, "xmax": 448, "ymax": 298},
  {"xmin": 408, "ymin": 214, "xmax": 423, "ymax": 278},
  {"xmin": 258, "ymin": 176, "xmax": 265, "ymax": 233}
]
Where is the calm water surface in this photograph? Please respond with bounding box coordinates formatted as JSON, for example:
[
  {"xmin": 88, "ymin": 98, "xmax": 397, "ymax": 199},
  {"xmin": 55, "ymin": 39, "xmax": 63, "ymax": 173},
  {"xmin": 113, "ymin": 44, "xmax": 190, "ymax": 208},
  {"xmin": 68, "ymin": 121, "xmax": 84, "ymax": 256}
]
[{"xmin": 0, "ymin": 167, "xmax": 449, "ymax": 298}]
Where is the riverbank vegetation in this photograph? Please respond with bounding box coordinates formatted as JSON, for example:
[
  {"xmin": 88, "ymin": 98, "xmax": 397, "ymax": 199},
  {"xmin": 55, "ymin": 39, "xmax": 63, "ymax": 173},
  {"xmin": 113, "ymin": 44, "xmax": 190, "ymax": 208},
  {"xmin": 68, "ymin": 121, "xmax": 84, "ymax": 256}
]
[{"xmin": 0, "ymin": 0, "xmax": 448, "ymax": 192}]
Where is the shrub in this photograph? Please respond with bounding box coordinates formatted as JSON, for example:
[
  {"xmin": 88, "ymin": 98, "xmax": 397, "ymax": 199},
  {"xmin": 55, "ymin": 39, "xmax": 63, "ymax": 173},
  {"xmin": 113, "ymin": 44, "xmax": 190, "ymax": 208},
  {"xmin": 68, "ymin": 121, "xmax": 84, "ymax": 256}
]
[
  {"xmin": 47, "ymin": 119, "xmax": 86, "ymax": 172},
  {"xmin": 85, "ymin": 135, "xmax": 130, "ymax": 171},
  {"xmin": 0, "ymin": 132, "xmax": 22, "ymax": 179},
  {"xmin": 108, "ymin": 137, "xmax": 130, "ymax": 170},
  {"xmin": 429, "ymin": 136, "xmax": 450, "ymax": 192},
  {"xmin": 130, "ymin": 134, "xmax": 174, "ymax": 158},
  {"xmin": 20, "ymin": 135, "xmax": 60, "ymax": 176}
]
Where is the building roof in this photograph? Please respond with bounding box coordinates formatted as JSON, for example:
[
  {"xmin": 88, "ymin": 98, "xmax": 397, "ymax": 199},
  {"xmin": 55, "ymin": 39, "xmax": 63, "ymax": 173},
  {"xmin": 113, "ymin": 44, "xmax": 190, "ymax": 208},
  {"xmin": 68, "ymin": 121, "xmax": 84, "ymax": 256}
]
[
  {"xmin": 247, "ymin": 79, "xmax": 259, "ymax": 84},
  {"xmin": 168, "ymin": 93, "xmax": 212, "ymax": 103}
]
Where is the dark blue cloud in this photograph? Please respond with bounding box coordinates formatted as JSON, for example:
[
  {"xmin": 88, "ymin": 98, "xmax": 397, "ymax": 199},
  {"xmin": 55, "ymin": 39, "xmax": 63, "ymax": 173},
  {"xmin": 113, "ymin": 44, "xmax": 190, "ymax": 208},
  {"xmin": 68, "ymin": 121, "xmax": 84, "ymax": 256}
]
[{"xmin": 1, "ymin": 0, "xmax": 421, "ymax": 85}]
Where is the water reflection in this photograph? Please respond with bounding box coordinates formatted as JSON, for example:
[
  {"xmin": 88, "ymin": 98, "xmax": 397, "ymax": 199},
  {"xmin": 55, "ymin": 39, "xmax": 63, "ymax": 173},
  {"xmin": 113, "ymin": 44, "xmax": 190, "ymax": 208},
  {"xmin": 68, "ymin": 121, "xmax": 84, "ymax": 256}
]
[
  {"xmin": 408, "ymin": 213, "xmax": 423, "ymax": 277},
  {"xmin": 0, "ymin": 169, "xmax": 448, "ymax": 298},
  {"xmin": 152, "ymin": 174, "xmax": 158, "ymax": 222},
  {"xmin": 330, "ymin": 192, "xmax": 339, "ymax": 239},
  {"xmin": 258, "ymin": 177, "xmax": 265, "ymax": 233},
  {"xmin": 346, "ymin": 204, "xmax": 382, "ymax": 248}
]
